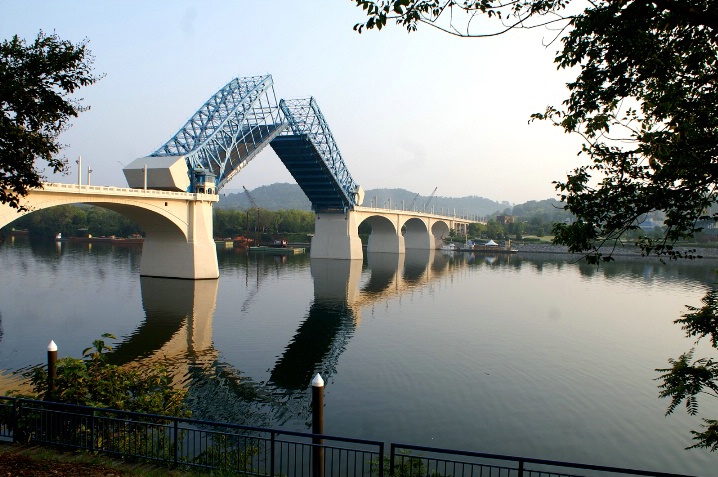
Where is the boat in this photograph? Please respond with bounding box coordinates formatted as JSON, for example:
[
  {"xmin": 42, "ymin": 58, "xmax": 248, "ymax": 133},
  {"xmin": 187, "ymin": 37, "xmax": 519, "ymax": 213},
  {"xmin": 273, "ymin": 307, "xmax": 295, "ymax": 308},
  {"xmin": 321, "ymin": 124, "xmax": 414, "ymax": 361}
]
[
  {"xmin": 232, "ymin": 236, "xmax": 254, "ymax": 248},
  {"xmin": 269, "ymin": 239, "xmax": 288, "ymax": 248},
  {"xmin": 111, "ymin": 234, "xmax": 144, "ymax": 245},
  {"xmin": 441, "ymin": 242, "xmax": 459, "ymax": 251},
  {"xmin": 69, "ymin": 235, "xmax": 113, "ymax": 243},
  {"xmin": 248, "ymin": 246, "xmax": 306, "ymax": 255}
]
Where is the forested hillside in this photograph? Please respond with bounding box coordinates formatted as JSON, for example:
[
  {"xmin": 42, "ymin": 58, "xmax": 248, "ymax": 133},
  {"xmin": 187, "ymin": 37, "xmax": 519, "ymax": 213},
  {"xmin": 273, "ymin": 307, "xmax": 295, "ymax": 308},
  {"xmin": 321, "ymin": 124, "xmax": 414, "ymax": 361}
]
[{"xmin": 219, "ymin": 183, "xmax": 510, "ymax": 216}]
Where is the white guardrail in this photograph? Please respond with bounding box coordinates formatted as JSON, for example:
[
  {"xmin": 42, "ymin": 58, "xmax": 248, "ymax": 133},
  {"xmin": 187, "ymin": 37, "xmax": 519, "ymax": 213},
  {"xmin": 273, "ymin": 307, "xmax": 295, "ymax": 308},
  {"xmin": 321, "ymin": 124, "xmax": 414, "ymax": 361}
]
[{"xmin": 40, "ymin": 182, "xmax": 218, "ymax": 201}]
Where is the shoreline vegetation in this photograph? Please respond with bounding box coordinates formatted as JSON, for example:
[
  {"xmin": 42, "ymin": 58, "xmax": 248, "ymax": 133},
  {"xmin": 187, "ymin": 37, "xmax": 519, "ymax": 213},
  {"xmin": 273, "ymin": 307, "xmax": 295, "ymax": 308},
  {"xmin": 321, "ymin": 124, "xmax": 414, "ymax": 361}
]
[{"xmin": 514, "ymin": 242, "xmax": 718, "ymax": 259}]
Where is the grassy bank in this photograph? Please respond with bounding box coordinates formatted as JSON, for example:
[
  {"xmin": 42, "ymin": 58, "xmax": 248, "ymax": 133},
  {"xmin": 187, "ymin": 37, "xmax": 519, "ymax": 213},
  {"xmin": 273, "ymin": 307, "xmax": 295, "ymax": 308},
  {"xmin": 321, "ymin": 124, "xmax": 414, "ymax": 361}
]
[{"xmin": 0, "ymin": 443, "xmax": 234, "ymax": 477}]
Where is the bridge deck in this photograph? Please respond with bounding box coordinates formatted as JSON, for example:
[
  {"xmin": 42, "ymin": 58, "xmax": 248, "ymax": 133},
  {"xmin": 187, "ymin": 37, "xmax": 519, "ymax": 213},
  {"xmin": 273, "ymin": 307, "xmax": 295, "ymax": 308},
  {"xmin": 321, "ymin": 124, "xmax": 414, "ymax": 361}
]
[{"xmin": 270, "ymin": 135, "xmax": 349, "ymax": 211}]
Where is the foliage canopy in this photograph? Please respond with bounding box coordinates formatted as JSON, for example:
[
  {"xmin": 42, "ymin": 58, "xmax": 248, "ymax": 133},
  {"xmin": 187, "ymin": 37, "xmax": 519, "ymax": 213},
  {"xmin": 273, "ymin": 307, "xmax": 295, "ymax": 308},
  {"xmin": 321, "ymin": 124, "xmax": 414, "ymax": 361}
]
[
  {"xmin": 657, "ymin": 294, "xmax": 718, "ymax": 451},
  {"xmin": 11, "ymin": 334, "xmax": 188, "ymax": 417},
  {"xmin": 0, "ymin": 31, "xmax": 100, "ymax": 210}
]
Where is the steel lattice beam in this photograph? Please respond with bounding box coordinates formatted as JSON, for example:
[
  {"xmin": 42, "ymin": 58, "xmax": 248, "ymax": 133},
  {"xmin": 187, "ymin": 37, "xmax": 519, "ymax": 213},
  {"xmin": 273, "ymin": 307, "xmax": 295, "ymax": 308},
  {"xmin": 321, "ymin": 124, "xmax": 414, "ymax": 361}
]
[
  {"xmin": 150, "ymin": 75, "xmax": 286, "ymax": 191},
  {"xmin": 278, "ymin": 98, "xmax": 362, "ymax": 209},
  {"xmin": 144, "ymin": 76, "xmax": 362, "ymax": 210}
]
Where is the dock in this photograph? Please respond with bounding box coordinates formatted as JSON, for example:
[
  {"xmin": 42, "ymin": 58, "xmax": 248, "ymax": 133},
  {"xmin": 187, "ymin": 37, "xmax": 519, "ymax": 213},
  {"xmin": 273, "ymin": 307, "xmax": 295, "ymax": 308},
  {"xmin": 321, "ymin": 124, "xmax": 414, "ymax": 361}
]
[{"xmin": 248, "ymin": 246, "xmax": 307, "ymax": 255}]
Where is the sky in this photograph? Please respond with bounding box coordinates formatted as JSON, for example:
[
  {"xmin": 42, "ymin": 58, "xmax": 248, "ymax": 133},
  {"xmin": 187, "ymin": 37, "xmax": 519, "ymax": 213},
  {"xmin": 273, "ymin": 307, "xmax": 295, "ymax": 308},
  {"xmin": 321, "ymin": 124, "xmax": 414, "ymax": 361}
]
[{"xmin": 2, "ymin": 0, "xmax": 585, "ymax": 204}]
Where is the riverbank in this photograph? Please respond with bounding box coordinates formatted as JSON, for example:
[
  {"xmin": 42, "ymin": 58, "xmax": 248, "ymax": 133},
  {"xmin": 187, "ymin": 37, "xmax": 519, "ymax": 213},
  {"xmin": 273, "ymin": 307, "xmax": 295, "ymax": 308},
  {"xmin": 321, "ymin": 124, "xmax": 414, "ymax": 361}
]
[
  {"xmin": 0, "ymin": 443, "xmax": 213, "ymax": 476},
  {"xmin": 515, "ymin": 242, "xmax": 718, "ymax": 259}
]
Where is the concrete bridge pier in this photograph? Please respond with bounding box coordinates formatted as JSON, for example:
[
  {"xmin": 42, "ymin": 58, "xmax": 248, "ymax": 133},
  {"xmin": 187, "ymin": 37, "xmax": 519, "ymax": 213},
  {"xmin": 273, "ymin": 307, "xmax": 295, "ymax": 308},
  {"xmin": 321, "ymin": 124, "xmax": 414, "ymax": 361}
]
[
  {"xmin": 137, "ymin": 200, "xmax": 219, "ymax": 280},
  {"xmin": 310, "ymin": 212, "xmax": 364, "ymax": 260}
]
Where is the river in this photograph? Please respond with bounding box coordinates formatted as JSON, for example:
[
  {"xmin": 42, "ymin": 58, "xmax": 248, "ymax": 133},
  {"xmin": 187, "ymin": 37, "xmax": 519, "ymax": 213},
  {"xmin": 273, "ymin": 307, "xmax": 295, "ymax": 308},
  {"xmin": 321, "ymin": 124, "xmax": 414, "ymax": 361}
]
[{"xmin": 0, "ymin": 237, "xmax": 716, "ymax": 475}]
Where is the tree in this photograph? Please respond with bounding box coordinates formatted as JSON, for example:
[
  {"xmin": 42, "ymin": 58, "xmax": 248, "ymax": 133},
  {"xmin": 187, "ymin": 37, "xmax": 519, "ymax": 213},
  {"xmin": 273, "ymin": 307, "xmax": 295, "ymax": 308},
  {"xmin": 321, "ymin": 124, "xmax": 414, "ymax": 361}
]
[
  {"xmin": 485, "ymin": 219, "xmax": 505, "ymax": 240},
  {"xmin": 352, "ymin": 0, "xmax": 718, "ymax": 451},
  {"xmin": 1, "ymin": 31, "xmax": 100, "ymax": 210},
  {"xmin": 657, "ymin": 292, "xmax": 718, "ymax": 451}
]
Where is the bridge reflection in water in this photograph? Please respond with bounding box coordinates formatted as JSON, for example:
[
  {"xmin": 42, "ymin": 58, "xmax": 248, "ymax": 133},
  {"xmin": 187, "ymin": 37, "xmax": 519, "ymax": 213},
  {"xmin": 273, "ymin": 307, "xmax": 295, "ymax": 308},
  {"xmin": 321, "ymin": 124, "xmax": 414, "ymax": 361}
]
[{"xmin": 109, "ymin": 249, "xmax": 462, "ymax": 428}]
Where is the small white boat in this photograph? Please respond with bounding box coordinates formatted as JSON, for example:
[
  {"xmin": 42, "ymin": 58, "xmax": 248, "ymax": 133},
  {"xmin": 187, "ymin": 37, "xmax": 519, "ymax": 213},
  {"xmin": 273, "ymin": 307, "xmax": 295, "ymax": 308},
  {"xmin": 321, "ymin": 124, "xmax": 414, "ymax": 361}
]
[{"xmin": 441, "ymin": 242, "xmax": 459, "ymax": 251}]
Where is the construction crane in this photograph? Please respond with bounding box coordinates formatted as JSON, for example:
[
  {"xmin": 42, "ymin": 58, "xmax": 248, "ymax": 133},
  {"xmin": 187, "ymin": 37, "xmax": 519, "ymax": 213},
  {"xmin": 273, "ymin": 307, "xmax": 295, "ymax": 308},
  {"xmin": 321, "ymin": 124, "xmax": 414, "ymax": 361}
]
[
  {"xmin": 424, "ymin": 187, "xmax": 438, "ymax": 212},
  {"xmin": 243, "ymin": 186, "xmax": 260, "ymax": 243},
  {"xmin": 408, "ymin": 191, "xmax": 420, "ymax": 211}
]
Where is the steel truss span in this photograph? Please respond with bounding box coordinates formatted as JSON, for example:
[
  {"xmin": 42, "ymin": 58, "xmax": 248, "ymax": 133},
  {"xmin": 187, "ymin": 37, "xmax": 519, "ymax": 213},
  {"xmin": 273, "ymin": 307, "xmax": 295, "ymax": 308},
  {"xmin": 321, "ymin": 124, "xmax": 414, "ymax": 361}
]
[
  {"xmin": 272, "ymin": 98, "xmax": 362, "ymax": 212},
  {"xmin": 151, "ymin": 75, "xmax": 286, "ymax": 192},
  {"xmin": 148, "ymin": 74, "xmax": 362, "ymax": 210}
]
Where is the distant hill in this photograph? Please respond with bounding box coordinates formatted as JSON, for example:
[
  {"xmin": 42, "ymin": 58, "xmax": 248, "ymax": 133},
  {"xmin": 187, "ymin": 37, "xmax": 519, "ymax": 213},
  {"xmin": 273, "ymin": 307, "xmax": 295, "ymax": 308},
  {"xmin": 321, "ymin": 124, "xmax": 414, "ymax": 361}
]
[
  {"xmin": 510, "ymin": 198, "xmax": 572, "ymax": 222},
  {"xmin": 218, "ymin": 183, "xmax": 513, "ymax": 217},
  {"xmin": 219, "ymin": 183, "xmax": 311, "ymax": 210}
]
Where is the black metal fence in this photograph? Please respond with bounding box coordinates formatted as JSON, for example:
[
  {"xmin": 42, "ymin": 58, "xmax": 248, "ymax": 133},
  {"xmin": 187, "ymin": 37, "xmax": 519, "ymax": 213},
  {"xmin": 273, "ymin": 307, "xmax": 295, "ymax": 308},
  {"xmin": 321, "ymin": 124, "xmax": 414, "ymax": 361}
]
[{"xmin": 0, "ymin": 397, "xmax": 699, "ymax": 477}]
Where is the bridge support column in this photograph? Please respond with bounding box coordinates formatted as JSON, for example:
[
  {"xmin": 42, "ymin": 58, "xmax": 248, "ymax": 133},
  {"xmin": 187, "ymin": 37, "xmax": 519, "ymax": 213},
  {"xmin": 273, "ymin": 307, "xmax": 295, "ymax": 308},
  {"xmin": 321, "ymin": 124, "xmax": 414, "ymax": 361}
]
[
  {"xmin": 140, "ymin": 200, "xmax": 219, "ymax": 280},
  {"xmin": 404, "ymin": 231, "xmax": 433, "ymax": 250},
  {"xmin": 367, "ymin": 227, "xmax": 404, "ymax": 254},
  {"xmin": 310, "ymin": 211, "xmax": 363, "ymax": 260}
]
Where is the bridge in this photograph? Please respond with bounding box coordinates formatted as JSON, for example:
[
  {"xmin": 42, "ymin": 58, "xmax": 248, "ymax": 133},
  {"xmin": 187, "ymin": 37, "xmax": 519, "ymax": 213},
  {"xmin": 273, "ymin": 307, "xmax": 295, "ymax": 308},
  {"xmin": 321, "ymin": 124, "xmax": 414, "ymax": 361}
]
[
  {"xmin": 0, "ymin": 182, "xmax": 219, "ymax": 280},
  {"xmin": 0, "ymin": 74, "xmax": 476, "ymax": 279}
]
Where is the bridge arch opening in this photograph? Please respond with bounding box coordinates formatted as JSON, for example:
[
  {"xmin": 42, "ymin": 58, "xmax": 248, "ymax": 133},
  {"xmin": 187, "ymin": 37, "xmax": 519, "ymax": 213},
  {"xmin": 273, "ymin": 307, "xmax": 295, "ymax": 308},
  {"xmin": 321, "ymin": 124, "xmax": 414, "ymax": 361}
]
[
  {"xmin": 0, "ymin": 186, "xmax": 219, "ymax": 279},
  {"xmin": 358, "ymin": 215, "xmax": 403, "ymax": 254},
  {"xmin": 1, "ymin": 201, "xmax": 187, "ymax": 243},
  {"xmin": 402, "ymin": 217, "xmax": 431, "ymax": 250},
  {"xmin": 431, "ymin": 221, "xmax": 451, "ymax": 247}
]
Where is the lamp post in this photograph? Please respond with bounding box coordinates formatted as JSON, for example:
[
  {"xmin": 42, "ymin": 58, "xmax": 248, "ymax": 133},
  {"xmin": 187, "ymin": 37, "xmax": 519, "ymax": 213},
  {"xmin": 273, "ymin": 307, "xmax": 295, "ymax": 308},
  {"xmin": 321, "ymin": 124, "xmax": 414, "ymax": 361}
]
[
  {"xmin": 76, "ymin": 156, "xmax": 82, "ymax": 186},
  {"xmin": 47, "ymin": 340, "xmax": 57, "ymax": 401},
  {"xmin": 311, "ymin": 373, "xmax": 325, "ymax": 477}
]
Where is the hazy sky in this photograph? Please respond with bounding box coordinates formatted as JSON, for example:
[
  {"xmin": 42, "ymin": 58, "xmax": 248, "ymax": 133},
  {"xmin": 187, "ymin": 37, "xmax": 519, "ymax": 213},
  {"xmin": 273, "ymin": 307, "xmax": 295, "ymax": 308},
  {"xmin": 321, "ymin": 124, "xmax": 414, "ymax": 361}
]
[{"xmin": 2, "ymin": 0, "xmax": 585, "ymax": 204}]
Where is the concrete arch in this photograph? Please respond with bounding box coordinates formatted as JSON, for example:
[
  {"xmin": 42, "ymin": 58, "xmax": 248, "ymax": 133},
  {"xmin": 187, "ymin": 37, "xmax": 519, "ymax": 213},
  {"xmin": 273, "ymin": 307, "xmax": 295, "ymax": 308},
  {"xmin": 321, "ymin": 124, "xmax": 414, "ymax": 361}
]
[
  {"xmin": 0, "ymin": 191, "xmax": 190, "ymax": 238},
  {"xmin": 0, "ymin": 184, "xmax": 219, "ymax": 279},
  {"xmin": 402, "ymin": 217, "xmax": 431, "ymax": 250},
  {"xmin": 431, "ymin": 220, "xmax": 451, "ymax": 248},
  {"xmin": 2, "ymin": 199, "xmax": 188, "ymax": 242},
  {"xmin": 358, "ymin": 215, "xmax": 404, "ymax": 254}
]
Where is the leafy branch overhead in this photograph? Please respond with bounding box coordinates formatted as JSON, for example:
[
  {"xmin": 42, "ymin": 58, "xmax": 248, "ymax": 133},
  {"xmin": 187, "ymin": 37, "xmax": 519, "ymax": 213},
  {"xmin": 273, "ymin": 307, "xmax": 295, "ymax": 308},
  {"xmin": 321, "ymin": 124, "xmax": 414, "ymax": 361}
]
[
  {"xmin": 353, "ymin": 0, "xmax": 574, "ymax": 36},
  {"xmin": 0, "ymin": 31, "xmax": 101, "ymax": 210}
]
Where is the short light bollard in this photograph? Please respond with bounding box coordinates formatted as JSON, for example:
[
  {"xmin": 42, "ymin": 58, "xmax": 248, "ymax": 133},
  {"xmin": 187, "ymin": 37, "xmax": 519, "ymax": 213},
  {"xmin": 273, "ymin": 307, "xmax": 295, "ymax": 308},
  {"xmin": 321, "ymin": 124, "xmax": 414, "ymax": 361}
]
[
  {"xmin": 312, "ymin": 373, "xmax": 325, "ymax": 477},
  {"xmin": 47, "ymin": 340, "xmax": 57, "ymax": 401}
]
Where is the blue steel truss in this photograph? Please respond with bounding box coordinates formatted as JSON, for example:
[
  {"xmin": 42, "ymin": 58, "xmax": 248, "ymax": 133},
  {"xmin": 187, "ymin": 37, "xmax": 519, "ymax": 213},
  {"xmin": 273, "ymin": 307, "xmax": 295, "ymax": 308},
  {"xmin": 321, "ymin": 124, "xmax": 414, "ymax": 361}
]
[
  {"xmin": 271, "ymin": 98, "xmax": 361, "ymax": 211},
  {"xmin": 148, "ymin": 75, "xmax": 361, "ymax": 210},
  {"xmin": 150, "ymin": 75, "xmax": 286, "ymax": 191}
]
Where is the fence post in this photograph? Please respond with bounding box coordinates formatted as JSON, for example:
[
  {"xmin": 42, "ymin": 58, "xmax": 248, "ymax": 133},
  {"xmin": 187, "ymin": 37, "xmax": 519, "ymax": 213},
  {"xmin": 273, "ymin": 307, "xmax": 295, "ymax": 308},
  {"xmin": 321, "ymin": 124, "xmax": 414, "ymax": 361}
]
[
  {"xmin": 378, "ymin": 442, "xmax": 385, "ymax": 477},
  {"xmin": 270, "ymin": 431, "xmax": 276, "ymax": 477},
  {"xmin": 173, "ymin": 419, "xmax": 179, "ymax": 467},
  {"xmin": 389, "ymin": 443, "xmax": 396, "ymax": 477},
  {"xmin": 90, "ymin": 410, "xmax": 95, "ymax": 453},
  {"xmin": 311, "ymin": 373, "xmax": 324, "ymax": 477},
  {"xmin": 12, "ymin": 399, "xmax": 20, "ymax": 444},
  {"xmin": 47, "ymin": 341, "xmax": 57, "ymax": 401},
  {"xmin": 518, "ymin": 459, "xmax": 524, "ymax": 477}
]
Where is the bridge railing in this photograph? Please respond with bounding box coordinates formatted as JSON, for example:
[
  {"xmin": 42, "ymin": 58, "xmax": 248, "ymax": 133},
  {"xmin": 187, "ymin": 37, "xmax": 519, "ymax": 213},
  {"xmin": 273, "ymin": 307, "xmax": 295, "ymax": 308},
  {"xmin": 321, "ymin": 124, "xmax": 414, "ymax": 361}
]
[
  {"xmin": 353, "ymin": 205, "xmax": 478, "ymax": 222},
  {"xmin": 0, "ymin": 397, "xmax": 699, "ymax": 477},
  {"xmin": 39, "ymin": 183, "xmax": 217, "ymax": 200}
]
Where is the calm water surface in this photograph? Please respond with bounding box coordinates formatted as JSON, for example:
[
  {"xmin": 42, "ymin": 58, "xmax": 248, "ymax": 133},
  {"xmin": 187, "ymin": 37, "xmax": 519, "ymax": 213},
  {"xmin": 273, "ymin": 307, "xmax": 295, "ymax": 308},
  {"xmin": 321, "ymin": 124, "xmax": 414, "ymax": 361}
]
[{"xmin": 0, "ymin": 237, "xmax": 716, "ymax": 475}]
